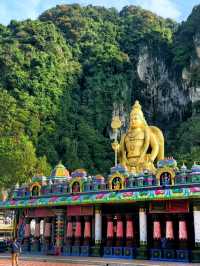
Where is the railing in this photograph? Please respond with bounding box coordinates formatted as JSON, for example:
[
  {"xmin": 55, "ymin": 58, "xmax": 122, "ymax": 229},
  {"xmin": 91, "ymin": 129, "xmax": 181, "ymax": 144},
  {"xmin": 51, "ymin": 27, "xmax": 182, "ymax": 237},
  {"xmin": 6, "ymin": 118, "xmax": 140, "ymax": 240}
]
[{"xmin": 11, "ymin": 174, "xmax": 200, "ymax": 200}]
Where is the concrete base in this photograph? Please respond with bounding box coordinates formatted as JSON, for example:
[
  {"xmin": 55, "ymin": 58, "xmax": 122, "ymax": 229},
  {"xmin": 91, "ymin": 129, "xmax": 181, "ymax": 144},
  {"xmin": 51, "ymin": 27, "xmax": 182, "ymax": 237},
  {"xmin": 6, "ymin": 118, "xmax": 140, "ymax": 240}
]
[
  {"xmin": 123, "ymin": 247, "xmax": 136, "ymax": 259},
  {"xmin": 163, "ymin": 249, "xmax": 176, "ymax": 260},
  {"xmin": 176, "ymin": 249, "xmax": 190, "ymax": 262},
  {"xmin": 192, "ymin": 249, "xmax": 200, "ymax": 263},
  {"xmin": 80, "ymin": 246, "xmax": 90, "ymax": 256},
  {"xmin": 63, "ymin": 246, "xmax": 71, "ymax": 256},
  {"xmin": 150, "ymin": 249, "xmax": 162, "ymax": 260},
  {"xmin": 0, "ymin": 253, "xmax": 198, "ymax": 265},
  {"xmin": 22, "ymin": 238, "xmax": 30, "ymax": 252},
  {"xmin": 31, "ymin": 239, "xmax": 40, "ymax": 253},
  {"xmin": 136, "ymin": 245, "xmax": 148, "ymax": 260},
  {"xmin": 71, "ymin": 246, "xmax": 80, "ymax": 256},
  {"xmin": 90, "ymin": 245, "xmax": 101, "ymax": 257}
]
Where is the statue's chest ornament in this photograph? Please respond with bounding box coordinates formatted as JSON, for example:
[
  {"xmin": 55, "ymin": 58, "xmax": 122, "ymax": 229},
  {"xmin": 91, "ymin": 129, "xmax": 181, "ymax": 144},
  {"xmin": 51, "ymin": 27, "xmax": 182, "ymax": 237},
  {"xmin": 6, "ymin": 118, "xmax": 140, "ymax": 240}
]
[{"xmin": 126, "ymin": 130, "xmax": 144, "ymax": 141}]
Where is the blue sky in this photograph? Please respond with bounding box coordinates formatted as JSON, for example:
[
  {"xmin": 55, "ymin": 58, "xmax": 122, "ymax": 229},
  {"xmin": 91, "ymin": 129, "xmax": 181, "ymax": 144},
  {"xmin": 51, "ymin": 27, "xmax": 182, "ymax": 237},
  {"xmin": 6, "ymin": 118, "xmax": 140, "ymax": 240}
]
[{"xmin": 0, "ymin": 0, "xmax": 199, "ymax": 25}]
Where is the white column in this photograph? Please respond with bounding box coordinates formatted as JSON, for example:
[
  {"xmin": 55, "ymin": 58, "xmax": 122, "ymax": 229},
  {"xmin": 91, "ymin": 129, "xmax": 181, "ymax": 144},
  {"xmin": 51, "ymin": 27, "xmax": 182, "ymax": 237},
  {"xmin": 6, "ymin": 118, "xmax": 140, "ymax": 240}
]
[
  {"xmin": 139, "ymin": 208, "xmax": 147, "ymax": 245},
  {"xmin": 194, "ymin": 206, "xmax": 200, "ymax": 246},
  {"xmin": 95, "ymin": 206, "xmax": 102, "ymax": 244}
]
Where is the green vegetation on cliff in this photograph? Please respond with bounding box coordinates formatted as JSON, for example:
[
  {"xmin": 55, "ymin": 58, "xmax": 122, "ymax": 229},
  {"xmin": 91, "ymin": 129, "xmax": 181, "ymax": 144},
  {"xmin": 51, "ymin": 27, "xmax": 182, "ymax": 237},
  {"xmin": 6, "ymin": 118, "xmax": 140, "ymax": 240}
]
[{"xmin": 0, "ymin": 4, "xmax": 200, "ymax": 187}]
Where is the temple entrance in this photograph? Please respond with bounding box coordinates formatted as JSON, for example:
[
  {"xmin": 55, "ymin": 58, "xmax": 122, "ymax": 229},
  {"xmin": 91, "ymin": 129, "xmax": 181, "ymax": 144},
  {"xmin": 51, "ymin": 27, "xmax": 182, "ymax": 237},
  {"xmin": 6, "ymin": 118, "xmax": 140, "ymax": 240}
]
[
  {"xmin": 148, "ymin": 200, "xmax": 194, "ymax": 262},
  {"xmin": 64, "ymin": 205, "xmax": 94, "ymax": 256},
  {"xmin": 102, "ymin": 204, "xmax": 139, "ymax": 258}
]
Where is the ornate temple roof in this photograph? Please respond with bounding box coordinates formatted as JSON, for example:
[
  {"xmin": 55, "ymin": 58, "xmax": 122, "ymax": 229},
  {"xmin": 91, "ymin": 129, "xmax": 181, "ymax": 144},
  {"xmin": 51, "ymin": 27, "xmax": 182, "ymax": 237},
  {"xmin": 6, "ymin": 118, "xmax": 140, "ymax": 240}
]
[
  {"xmin": 92, "ymin": 175, "xmax": 105, "ymax": 184},
  {"xmin": 50, "ymin": 162, "xmax": 70, "ymax": 179},
  {"xmin": 180, "ymin": 163, "xmax": 187, "ymax": 172},
  {"xmin": 110, "ymin": 164, "xmax": 128, "ymax": 174},
  {"xmin": 157, "ymin": 158, "xmax": 177, "ymax": 169},
  {"xmin": 71, "ymin": 169, "xmax": 87, "ymax": 179},
  {"xmin": 191, "ymin": 162, "xmax": 200, "ymax": 174}
]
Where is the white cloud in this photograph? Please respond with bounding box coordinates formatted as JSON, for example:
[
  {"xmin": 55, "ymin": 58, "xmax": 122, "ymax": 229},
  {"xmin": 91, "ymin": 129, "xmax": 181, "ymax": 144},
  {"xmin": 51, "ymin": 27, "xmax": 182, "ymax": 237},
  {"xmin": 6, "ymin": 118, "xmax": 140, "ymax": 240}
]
[
  {"xmin": 0, "ymin": 0, "xmax": 182, "ymax": 25},
  {"xmin": 135, "ymin": 0, "xmax": 181, "ymax": 20},
  {"xmin": 0, "ymin": 0, "xmax": 64, "ymax": 25}
]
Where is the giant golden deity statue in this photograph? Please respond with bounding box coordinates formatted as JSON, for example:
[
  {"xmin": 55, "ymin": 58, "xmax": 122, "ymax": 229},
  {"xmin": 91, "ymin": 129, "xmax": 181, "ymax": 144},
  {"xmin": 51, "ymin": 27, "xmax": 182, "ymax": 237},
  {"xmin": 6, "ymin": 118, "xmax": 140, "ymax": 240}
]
[{"xmin": 111, "ymin": 101, "xmax": 164, "ymax": 173}]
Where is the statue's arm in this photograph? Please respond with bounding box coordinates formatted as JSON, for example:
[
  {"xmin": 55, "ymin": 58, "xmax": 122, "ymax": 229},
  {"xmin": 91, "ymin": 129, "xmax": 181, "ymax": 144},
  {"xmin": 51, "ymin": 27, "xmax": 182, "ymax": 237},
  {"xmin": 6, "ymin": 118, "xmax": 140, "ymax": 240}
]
[
  {"xmin": 139, "ymin": 128, "xmax": 150, "ymax": 160},
  {"xmin": 118, "ymin": 134, "xmax": 128, "ymax": 166},
  {"xmin": 149, "ymin": 131, "xmax": 159, "ymax": 162}
]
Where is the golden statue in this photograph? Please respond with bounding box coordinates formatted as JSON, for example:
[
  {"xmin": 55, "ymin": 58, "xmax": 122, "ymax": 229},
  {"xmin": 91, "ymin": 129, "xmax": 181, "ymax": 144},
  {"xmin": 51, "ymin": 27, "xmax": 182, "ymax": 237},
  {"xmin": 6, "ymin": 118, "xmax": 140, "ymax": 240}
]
[{"xmin": 111, "ymin": 101, "xmax": 164, "ymax": 173}]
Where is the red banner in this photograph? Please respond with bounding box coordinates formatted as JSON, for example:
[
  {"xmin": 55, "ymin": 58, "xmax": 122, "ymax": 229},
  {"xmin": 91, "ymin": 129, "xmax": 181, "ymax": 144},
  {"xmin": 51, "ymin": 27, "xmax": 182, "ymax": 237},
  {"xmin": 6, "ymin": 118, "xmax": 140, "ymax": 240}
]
[
  {"xmin": 67, "ymin": 205, "xmax": 93, "ymax": 216},
  {"xmin": 149, "ymin": 200, "xmax": 189, "ymax": 213}
]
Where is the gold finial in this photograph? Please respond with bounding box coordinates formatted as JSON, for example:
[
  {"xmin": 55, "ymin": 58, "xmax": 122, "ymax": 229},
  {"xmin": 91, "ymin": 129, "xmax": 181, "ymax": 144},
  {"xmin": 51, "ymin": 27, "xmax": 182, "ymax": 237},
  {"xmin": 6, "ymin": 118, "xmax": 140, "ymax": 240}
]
[
  {"xmin": 132, "ymin": 100, "xmax": 142, "ymax": 112},
  {"xmin": 111, "ymin": 116, "xmax": 122, "ymax": 130},
  {"xmin": 130, "ymin": 100, "xmax": 143, "ymax": 117}
]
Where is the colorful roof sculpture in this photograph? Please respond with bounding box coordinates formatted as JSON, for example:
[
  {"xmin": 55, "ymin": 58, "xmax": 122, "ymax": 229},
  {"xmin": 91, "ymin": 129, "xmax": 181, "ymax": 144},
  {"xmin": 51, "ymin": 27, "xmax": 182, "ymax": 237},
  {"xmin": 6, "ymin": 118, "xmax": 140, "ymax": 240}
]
[
  {"xmin": 1, "ymin": 159, "xmax": 200, "ymax": 210},
  {"xmin": 157, "ymin": 158, "xmax": 177, "ymax": 169},
  {"xmin": 110, "ymin": 164, "xmax": 128, "ymax": 175},
  {"xmin": 50, "ymin": 162, "xmax": 70, "ymax": 180},
  {"xmin": 71, "ymin": 169, "xmax": 87, "ymax": 179},
  {"xmin": 92, "ymin": 175, "xmax": 105, "ymax": 184},
  {"xmin": 180, "ymin": 163, "xmax": 188, "ymax": 172},
  {"xmin": 191, "ymin": 162, "xmax": 200, "ymax": 173}
]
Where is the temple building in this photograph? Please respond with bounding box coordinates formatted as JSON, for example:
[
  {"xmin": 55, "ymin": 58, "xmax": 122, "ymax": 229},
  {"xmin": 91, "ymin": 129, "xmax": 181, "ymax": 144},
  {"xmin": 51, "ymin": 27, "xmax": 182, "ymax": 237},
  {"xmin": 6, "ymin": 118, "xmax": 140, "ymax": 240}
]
[{"xmin": 0, "ymin": 101, "xmax": 200, "ymax": 262}]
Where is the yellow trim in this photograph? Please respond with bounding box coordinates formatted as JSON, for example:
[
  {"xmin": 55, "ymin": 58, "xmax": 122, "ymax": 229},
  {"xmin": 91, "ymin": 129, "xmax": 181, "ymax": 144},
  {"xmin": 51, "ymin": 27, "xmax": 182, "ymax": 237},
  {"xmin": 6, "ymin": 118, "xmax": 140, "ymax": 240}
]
[
  {"xmin": 108, "ymin": 172, "xmax": 125, "ymax": 190},
  {"xmin": 70, "ymin": 178, "xmax": 83, "ymax": 193},
  {"xmin": 30, "ymin": 182, "xmax": 41, "ymax": 196},
  {"xmin": 156, "ymin": 167, "xmax": 175, "ymax": 185}
]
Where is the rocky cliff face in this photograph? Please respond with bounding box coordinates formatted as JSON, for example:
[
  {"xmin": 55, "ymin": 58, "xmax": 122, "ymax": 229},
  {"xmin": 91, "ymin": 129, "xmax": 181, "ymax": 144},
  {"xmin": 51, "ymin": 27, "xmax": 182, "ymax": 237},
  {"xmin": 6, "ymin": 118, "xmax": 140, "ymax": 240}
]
[
  {"xmin": 182, "ymin": 33, "xmax": 200, "ymax": 110},
  {"xmin": 136, "ymin": 45, "xmax": 191, "ymax": 127}
]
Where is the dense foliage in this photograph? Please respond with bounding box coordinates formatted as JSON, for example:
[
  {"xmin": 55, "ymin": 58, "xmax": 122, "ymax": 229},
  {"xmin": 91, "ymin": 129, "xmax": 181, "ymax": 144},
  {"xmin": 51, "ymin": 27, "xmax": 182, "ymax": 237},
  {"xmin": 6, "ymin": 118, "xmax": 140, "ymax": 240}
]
[{"xmin": 0, "ymin": 4, "xmax": 200, "ymax": 187}]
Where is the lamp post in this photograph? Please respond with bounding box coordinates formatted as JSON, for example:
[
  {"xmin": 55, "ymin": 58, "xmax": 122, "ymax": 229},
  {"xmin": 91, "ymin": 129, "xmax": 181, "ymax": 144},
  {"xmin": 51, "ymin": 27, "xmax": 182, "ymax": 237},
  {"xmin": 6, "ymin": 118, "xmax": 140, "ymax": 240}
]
[{"xmin": 111, "ymin": 116, "xmax": 122, "ymax": 166}]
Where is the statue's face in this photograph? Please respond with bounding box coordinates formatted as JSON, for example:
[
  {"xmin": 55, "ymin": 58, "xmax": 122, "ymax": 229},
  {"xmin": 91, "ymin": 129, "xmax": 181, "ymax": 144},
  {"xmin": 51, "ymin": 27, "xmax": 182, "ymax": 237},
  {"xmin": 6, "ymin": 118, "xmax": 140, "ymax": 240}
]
[{"xmin": 130, "ymin": 113, "xmax": 143, "ymax": 128}]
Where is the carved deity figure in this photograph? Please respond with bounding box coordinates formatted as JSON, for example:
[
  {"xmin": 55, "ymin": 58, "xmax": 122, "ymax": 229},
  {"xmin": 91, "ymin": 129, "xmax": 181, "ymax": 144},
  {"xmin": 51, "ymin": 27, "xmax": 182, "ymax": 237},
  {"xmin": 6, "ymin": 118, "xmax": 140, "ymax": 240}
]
[{"xmin": 115, "ymin": 101, "xmax": 164, "ymax": 173}]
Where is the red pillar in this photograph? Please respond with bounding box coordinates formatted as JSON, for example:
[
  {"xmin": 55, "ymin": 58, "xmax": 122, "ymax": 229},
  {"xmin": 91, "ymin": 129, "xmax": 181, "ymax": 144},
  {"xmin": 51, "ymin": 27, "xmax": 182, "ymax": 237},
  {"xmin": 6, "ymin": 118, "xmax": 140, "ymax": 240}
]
[
  {"xmin": 34, "ymin": 220, "xmax": 40, "ymax": 238},
  {"xmin": 116, "ymin": 215, "xmax": 123, "ymax": 246},
  {"xmin": 74, "ymin": 217, "xmax": 81, "ymax": 246},
  {"xmin": 166, "ymin": 219, "xmax": 174, "ymax": 249},
  {"xmin": 83, "ymin": 216, "xmax": 91, "ymax": 246},
  {"xmin": 179, "ymin": 217, "xmax": 188, "ymax": 248},
  {"xmin": 126, "ymin": 215, "xmax": 134, "ymax": 246},
  {"xmin": 106, "ymin": 215, "xmax": 114, "ymax": 246},
  {"xmin": 44, "ymin": 220, "xmax": 51, "ymax": 238},
  {"xmin": 23, "ymin": 218, "xmax": 31, "ymax": 251},
  {"xmin": 32, "ymin": 218, "xmax": 41, "ymax": 252},
  {"xmin": 24, "ymin": 220, "xmax": 31, "ymax": 238},
  {"xmin": 166, "ymin": 220, "xmax": 174, "ymax": 240},
  {"xmin": 66, "ymin": 217, "xmax": 73, "ymax": 246},
  {"xmin": 153, "ymin": 221, "xmax": 161, "ymax": 239},
  {"xmin": 43, "ymin": 218, "xmax": 51, "ymax": 253},
  {"xmin": 153, "ymin": 218, "xmax": 161, "ymax": 248}
]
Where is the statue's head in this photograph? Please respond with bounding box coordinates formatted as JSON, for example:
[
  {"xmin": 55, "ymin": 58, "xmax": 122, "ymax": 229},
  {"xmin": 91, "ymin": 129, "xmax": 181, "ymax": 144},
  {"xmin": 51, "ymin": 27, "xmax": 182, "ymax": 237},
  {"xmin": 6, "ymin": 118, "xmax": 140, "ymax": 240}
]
[{"xmin": 129, "ymin": 101, "xmax": 147, "ymax": 129}]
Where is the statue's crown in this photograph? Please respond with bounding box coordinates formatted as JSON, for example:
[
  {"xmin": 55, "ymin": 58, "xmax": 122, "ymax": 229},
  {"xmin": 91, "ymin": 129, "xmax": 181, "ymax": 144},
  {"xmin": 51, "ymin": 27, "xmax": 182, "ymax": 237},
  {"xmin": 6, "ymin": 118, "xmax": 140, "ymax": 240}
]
[
  {"xmin": 130, "ymin": 100, "xmax": 147, "ymax": 126},
  {"xmin": 132, "ymin": 100, "xmax": 141, "ymax": 113},
  {"xmin": 131, "ymin": 100, "xmax": 143, "ymax": 117}
]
